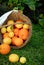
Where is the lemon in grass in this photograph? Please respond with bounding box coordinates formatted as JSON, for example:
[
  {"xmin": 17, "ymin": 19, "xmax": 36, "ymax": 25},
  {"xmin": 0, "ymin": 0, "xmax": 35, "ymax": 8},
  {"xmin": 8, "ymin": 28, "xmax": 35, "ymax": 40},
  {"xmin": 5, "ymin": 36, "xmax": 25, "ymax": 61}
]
[
  {"xmin": 20, "ymin": 57, "xmax": 27, "ymax": 64},
  {"xmin": 9, "ymin": 54, "xmax": 19, "ymax": 63}
]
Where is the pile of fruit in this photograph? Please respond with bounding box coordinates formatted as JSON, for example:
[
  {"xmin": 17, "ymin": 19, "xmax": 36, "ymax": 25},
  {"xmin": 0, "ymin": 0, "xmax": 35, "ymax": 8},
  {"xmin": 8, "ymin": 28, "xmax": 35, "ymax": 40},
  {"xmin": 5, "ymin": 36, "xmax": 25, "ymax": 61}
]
[
  {"xmin": 0, "ymin": 20, "xmax": 30, "ymax": 55},
  {"xmin": 0, "ymin": 20, "xmax": 30, "ymax": 64},
  {"xmin": 0, "ymin": 19, "xmax": 30, "ymax": 53},
  {"xmin": 0, "ymin": 43, "xmax": 26, "ymax": 63},
  {"xmin": 0, "ymin": 20, "xmax": 30, "ymax": 47}
]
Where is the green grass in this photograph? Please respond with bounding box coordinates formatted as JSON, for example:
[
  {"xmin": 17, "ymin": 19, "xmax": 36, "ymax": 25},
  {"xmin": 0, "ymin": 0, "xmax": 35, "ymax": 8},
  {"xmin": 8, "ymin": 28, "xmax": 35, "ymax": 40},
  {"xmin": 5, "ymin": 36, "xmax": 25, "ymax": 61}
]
[{"xmin": 0, "ymin": 24, "xmax": 44, "ymax": 65}]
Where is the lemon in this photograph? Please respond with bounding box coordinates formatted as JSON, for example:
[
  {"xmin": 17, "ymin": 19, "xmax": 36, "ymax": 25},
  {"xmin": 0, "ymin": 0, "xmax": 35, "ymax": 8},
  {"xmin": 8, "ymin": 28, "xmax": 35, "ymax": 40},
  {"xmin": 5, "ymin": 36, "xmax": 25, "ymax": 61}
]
[
  {"xmin": 9, "ymin": 54, "xmax": 19, "ymax": 63},
  {"xmin": 8, "ymin": 32, "xmax": 14, "ymax": 38},
  {"xmin": 1, "ymin": 27, "xmax": 6, "ymax": 34},
  {"xmin": 7, "ymin": 26, "xmax": 13, "ymax": 32},
  {"xmin": 3, "ymin": 37, "xmax": 11, "ymax": 44},
  {"xmin": 20, "ymin": 57, "xmax": 26, "ymax": 64},
  {"xmin": 15, "ymin": 24, "xmax": 23, "ymax": 28},
  {"xmin": 7, "ymin": 20, "xmax": 14, "ymax": 25},
  {"xmin": 23, "ymin": 24, "xmax": 29, "ymax": 29}
]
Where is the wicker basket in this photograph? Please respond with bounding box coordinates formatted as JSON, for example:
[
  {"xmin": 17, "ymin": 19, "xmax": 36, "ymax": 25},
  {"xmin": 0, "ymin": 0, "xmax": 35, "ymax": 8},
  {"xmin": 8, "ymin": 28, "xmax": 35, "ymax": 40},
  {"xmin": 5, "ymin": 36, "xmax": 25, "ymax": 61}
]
[{"xmin": 0, "ymin": 12, "xmax": 32, "ymax": 49}]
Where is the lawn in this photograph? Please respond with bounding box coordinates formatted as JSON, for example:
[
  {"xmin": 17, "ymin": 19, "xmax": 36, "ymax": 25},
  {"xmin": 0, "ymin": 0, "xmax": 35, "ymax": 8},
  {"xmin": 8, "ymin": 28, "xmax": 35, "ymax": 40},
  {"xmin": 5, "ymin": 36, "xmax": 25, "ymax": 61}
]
[{"xmin": 0, "ymin": 24, "xmax": 44, "ymax": 65}]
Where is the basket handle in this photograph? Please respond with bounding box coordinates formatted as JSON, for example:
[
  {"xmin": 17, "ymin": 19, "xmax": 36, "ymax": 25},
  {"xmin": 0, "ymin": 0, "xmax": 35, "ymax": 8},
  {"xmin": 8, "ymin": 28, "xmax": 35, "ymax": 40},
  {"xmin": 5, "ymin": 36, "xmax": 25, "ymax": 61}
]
[{"xmin": 0, "ymin": 22, "xmax": 31, "ymax": 28}]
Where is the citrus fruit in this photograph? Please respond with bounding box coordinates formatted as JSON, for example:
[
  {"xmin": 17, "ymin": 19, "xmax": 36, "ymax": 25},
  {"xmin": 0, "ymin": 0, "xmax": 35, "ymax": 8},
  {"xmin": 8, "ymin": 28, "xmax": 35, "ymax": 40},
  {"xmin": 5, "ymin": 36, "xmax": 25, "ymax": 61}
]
[
  {"xmin": 1, "ymin": 27, "xmax": 6, "ymax": 34},
  {"xmin": 19, "ymin": 29, "xmax": 29, "ymax": 40},
  {"xmin": 12, "ymin": 36, "xmax": 17, "ymax": 45},
  {"xmin": 9, "ymin": 54, "xmax": 19, "ymax": 63},
  {"xmin": 3, "ymin": 37, "xmax": 11, "ymax": 44},
  {"xmin": 3, "ymin": 33, "xmax": 9, "ymax": 38},
  {"xmin": 7, "ymin": 20, "xmax": 14, "ymax": 25},
  {"xmin": 7, "ymin": 26, "xmax": 13, "ymax": 32},
  {"xmin": 20, "ymin": 57, "xmax": 26, "ymax": 64},
  {"xmin": 16, "ymin": 20, "xmax": 22, "ymax": 22},
  {"xmin": 0, "ymin": 45, "xmax": 1, "ymax": 53},
  {"xmin": 8, "ymin": 32, "xmax": 14, "ymax": 38},
  {"xmin": 15, "ymin": 24, "xmax": 23, "ymax": 28},
  {"xmin": 14, "ymin": 37, "xmax": 23, "ymax": 46},
  {"xmin": 23, "ymin": 24, "xmax": 29, "ymax": 29},
  {"xmin": 14, "ymin": 28, "xmax": 19, "ymax": 36},
  {"xmin": 0, "ymin": 43, "xmax": 10, "ymax": 55}
]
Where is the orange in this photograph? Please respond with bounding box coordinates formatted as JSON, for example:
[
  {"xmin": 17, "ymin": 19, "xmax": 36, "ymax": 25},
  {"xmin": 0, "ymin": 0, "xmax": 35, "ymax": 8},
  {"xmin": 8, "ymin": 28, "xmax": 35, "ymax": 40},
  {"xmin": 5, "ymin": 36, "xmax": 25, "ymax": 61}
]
[
  {"xmin": 0, "ymin": 45, "xmax": 1, "ymax": 51},
  {"xmin": 14, "ymin": 37, "xmax": 23, "ymax": 46},
  {"xmin": 12, "ymin": 36, "xmax": 17, "ymax": 45},
  {"xmin": 14, "ymin": 28, "xmax": 19, "ymax": 36},
  {"xmin": 16, "ymin": 20, "xmax": 22, "ymax": 22},
  {"xmin": 19, "ymin": 29, "xmax": 29, "ymax": 40},
  {"xmin": 0, "ymin": 43, "xmax": 10, "ymax": 55},
  {"xmin": 3, "ymin": 33, "xmax": 9, "ymax": 38}
]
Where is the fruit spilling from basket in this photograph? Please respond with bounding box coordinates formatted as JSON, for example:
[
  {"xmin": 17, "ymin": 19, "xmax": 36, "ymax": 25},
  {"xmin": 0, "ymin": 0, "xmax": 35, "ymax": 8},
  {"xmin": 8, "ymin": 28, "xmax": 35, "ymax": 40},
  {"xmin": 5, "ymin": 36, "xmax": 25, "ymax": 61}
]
[{"xmin": 0, "ymin": 20, "xmax": 30, "ymax": 48}]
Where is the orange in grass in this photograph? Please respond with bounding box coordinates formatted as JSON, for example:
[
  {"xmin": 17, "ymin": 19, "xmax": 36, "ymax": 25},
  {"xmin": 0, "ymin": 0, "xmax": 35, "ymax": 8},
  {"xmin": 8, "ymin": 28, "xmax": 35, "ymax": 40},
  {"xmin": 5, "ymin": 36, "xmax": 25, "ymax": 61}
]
[
  {"xmin": 19, "ymin": 29, "xmax": 29, "ymax": 40},
  {"xmin": 0, "ymin": 43, "xmax": 10, "ymax": 55},
  {"xmin": 14, "ymin": 28, "xmax": 19, "ymax": 36}
]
